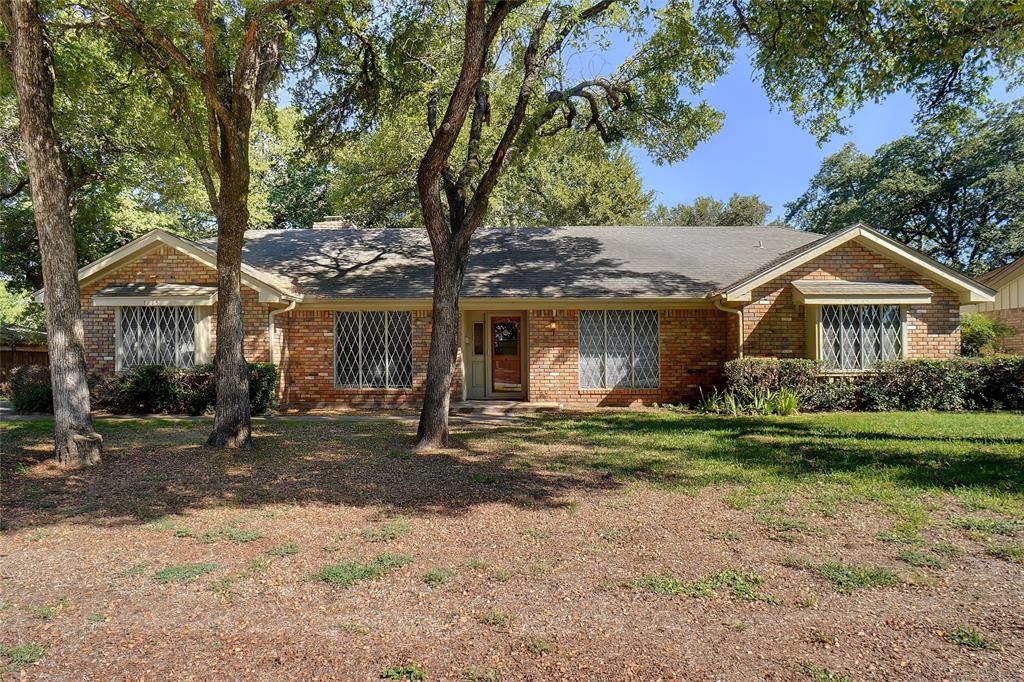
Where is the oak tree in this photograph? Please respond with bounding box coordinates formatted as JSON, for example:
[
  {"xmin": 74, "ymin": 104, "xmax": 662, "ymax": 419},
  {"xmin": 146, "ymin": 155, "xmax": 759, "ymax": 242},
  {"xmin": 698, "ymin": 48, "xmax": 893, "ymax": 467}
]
[
  {"xmin": 1, "ymin": 0, "xmax": 102, "ymax": 466},
  {"xmin": 401, "ymin": 0, "xmax": 730, "ymax": 447}
]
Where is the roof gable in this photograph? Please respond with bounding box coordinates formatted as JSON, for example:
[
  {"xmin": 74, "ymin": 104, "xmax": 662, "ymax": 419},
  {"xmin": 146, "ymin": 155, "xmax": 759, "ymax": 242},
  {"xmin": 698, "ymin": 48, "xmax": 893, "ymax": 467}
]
[
  {"xmin": 716, "ymin": 224, "xmax": 996, "ymax": 305},
  {"xmin": 35, "ymin": 229, "xmax": 298, "ymax": 304}
]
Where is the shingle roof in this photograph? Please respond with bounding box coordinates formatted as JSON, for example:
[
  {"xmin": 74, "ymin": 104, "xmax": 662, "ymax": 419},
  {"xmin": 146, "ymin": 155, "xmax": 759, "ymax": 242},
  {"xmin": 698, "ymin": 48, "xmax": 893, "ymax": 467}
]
[{"xmin": 204, "ymin": 226, "xmax": 824, "ymax": 300}]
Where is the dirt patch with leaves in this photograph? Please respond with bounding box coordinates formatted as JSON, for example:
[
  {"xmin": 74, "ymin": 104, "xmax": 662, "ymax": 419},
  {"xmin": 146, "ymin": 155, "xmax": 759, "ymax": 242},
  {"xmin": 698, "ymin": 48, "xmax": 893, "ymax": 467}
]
[{"xmin": 1, "ymin": 413, "xmax": 1022, "ymax": 680}]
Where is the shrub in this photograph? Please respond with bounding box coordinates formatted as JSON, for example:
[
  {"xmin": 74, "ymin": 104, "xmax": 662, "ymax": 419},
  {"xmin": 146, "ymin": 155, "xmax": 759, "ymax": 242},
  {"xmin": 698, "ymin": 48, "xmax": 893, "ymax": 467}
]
[
  {"xmin": 961, "ymin": 312, "xmax": 1013, "ymax": 356},
  {"xmin": 9, "ymin": 364, "xmax": 52, "ymax": 413},
  {"xmin": 248, "ymin": 362, "xmax": 279, "ymax": 414},
  {"xmin": 720, "ymin": 356, "xmax": 1024, "ymax": 413},
  {"xmin": 93, "ymin": 362, "xmax": 279, "ymax": 415}
]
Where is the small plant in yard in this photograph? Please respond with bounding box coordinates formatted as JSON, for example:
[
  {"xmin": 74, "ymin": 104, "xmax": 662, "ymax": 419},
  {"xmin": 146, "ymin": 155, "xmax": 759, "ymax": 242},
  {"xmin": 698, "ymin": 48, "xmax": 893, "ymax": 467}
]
[
  {"xmin": 422, "ymin": 568, "xmax": 455, "ymax": 587},
  {"xmin": 24, "ymin": 529, "xmax": 50, "ymax": 542},
  {"xmin": 932, "ymin": 542, "xmax": 966, "ymax": 558},
  {"xmin": 314, "ymin": 553, "xmax": 413, "ymax": 586},
  {"xmin": 898, "ymin": 549, "xmax": 948, "ymax": 569},
  {"xmin": 463, "ymin": 557, "xmax": 490, "ymax": 570},
  {"xmin": 628, "ymin": 570, "xmax": 778, "ymax": 602},
  {"xmin": 0, "ymin": 642, "xmax": 49, "ymax": 672},
  {"xmin": 985, "ymin": 542, "xmax": 1024, "ymax": 563},
  {"xmin": 597, "ymin": 527, "xmax": 623, "ymax": 540},
  {"xmin": 802, "ymin": 663, "xmax": 850, "ymax": 682},
  {"xmin": 219, "ymin": 527, "xmax": 264, "ymax": 543},
  {"xmin": 479, "ymin": 608, "xmax": 515, "ymax": 629},
  {"xmin": 380, "ymin": 663, "xmax": 427, "ymax": 680},
  {"xmin": 950, "ymin": 516, "xmax": 1018, "ymax": 536},
  {"xmin": 88, "ymin": 613, "xmax": 106, "ymax": 622},
  {"xmin": 27, "ymin": 598, "xmax": 67, "ymax": 620},
  {"xmin": 630, "ymin": 574, "xmax": 714, "ymax": 597},
  {"xmin": 945, "ymin": 625, "xmax": 994, "ymax": 649},
  {"xmin": 521, "ymin": 527, "xmax": 552, "ymax": 540},
  {"xmin": 207, "ymin": 575, "xmax": 235, "ymax": 599},
  {"xmin": 814, "ymin": 563, "xmax": 900, "ymax": 594},
  {"xmin": 462, "ymin": 666, "xmax": 502, "ymax": 682},
  {"xmin": 153, "ymin": 563, "xmax": 218, "ymax": 584},
  {"xmin": 490, "ymin": 567, "xmax": 513, "ymax": 583},
  {"xmin": 119, "ymin": 562, "xmax": 150, "ymax": 577},
  {"xmin": 267, "ymin": 542, "xmax": 300, "ymax": 556},
  {"xmin": 361, "ymin": 517, "xmax": 412, "ymax": 543},
  {"xmin": 337, "ymin": 622, "xmax": 370, "ymax": 635},
  {"xmin": 521, "ymin": 635, "xmax": 555, "ymax": 654}
]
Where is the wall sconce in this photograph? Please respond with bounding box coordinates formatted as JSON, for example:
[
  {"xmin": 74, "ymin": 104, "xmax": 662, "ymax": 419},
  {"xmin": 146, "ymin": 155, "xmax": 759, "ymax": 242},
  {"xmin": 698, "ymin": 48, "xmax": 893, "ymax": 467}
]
[{"xmin": 548, "ymin": 321, "xmax": 557, "ymax": 330}]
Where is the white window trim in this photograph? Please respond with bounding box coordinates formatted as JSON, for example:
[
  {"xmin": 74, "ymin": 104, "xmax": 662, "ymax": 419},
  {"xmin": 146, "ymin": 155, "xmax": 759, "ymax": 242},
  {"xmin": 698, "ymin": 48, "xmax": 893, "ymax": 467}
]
[
  {"xmin": 332, "ymin": 310, "xmax": 413, "ymax": 389},
  {"xmin": 810, "ymin": 303, "xmax": 907, "ymax": 373},
  {"xmin": 577, "ymin": 309, "xmax": 660, "ymax": 390}
]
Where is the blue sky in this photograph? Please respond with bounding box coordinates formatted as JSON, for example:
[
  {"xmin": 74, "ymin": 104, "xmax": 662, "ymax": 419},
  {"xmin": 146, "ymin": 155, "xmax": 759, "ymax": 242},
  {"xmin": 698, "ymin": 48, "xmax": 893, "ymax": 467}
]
[{"xmin": 634, "ymin": 47, "xmax": 1021, "ymax": 221}]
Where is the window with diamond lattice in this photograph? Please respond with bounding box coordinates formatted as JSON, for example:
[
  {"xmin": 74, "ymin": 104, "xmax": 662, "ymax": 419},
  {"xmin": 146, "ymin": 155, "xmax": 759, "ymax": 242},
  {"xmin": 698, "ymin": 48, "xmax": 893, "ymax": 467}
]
[
  {"xmin": 820, "ymin": 304, "xmax": 902, "ymax": 371},
  {"xmin": 117, "ymin": 306, "xmax": 196, "ymax": 369},
  {"xmin": 578, "ymin": 310, "xmax": 659, "ymax": 389},
  {"xmin": 334, "ymin": 311, "xmax": 412, "ymax": 388}
]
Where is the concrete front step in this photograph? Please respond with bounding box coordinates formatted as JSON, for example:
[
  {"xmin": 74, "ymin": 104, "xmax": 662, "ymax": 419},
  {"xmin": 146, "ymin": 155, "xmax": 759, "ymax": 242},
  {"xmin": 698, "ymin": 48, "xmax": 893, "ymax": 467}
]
[{"xmin": 449, "ymin": 400, "xmax": 560, "ymax": 416}]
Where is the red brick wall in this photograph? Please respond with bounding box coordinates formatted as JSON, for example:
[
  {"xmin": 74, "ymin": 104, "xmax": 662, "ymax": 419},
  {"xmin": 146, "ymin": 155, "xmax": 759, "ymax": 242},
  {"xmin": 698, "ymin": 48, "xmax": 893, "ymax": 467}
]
[
  {"xmin": 741, "ymin": 242, "xmax": 960, "ymax": 360},
  {"xmin": 526, "ymin": 307, "xmax": 731, "ymax": 407},
  {"xmin": 80, "ymin": 246, "xmax": 272, "ymax": 375},
  {"xmin": 278, "ymin": 309, "xmax": 462, "ymax": 408}
]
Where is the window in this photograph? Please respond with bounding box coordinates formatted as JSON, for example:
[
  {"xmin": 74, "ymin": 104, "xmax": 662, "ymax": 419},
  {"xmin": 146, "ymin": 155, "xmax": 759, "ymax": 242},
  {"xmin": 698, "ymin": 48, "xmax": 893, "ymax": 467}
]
[
  {"xmin": 334, "ymin": 311, "xmax": 412, "ymax": 388},
  {"xmin": 117, "ymin": 306, "xmax": 196, "ymax": 369},
  {"xmin": 820, "ymin": 304, "xmax": 902, "ymax": 371},
  {"xmin": 578, "ymin": 310, "xmax": 659, "ymax": 389},
  {"xmin": 473, "ymin": 322, "xmax": 484, "ymax": 355}
]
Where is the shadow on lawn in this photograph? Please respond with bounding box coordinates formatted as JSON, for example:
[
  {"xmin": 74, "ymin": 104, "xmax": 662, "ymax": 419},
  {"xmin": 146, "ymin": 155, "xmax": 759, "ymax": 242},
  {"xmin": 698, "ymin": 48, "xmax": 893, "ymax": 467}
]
[
  {"xmin": 0, "ymin": 418, "xmax": 618, "ymax": 531},
  {"xmin": 3, "ymin": 412, "xmax": 1022, "ymax": 531}
]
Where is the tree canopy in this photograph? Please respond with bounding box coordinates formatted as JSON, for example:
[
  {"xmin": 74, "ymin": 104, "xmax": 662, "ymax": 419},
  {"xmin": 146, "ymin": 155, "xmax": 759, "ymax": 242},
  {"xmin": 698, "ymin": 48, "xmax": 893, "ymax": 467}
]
[
  {"xmin": 646, "ymin": 193, "xmax": 771, "ymax": 226},
  {"xmin": 785, "ymin": 101, "xmax": 1024, "ymax": 274}
]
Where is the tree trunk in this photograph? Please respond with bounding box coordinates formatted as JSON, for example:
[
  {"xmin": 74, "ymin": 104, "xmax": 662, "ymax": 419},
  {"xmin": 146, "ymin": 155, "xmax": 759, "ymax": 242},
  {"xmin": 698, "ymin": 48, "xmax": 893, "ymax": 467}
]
[
  {"xmin": 206, "ymin": 173, "xmax": 252, "ymax": 449},
  {"xmin": 3, "ymin": 0, "xmax": 101, "ymax": 466},
  {"xmin": 414, "ymin": 253, "xmax": 465, "ymax": 449}
]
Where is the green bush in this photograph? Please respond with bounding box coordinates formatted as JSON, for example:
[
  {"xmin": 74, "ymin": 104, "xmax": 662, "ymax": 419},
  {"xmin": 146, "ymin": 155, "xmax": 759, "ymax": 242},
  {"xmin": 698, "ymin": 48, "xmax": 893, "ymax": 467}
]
[
  {"xmin": 248, "ymin": 362, "xmax": 279, "ymax": 414},
  {"xmin": 721, "ymin": 356, "xmax": 1024, "ymax": 412},
  {"xmin": 9, "ymin": 364, "xmax": 52, "ymax": 413},
  {"xmin": 961, "ymin": 312, "xmax": 1014, "ymax": 356},
  {"xmin": 93, "ymin": 362, "xmax": 278, "ymax": 415}
]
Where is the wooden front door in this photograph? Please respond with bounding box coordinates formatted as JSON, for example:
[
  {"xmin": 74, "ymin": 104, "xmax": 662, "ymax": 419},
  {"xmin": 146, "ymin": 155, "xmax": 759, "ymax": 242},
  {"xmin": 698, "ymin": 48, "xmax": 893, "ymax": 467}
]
[{"xmin": 490, "ymin": 315, "xmax": 522, "ymax": 394}]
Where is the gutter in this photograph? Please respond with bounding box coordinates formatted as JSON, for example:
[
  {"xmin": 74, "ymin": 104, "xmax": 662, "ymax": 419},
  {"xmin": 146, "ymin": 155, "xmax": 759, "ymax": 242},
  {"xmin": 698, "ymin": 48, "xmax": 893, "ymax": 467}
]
[
  {"xmin": 267, "ymin": 300, "xmax": 297, "ymax": 364},
  {"xmin": 712, "ymin": 297, "xmax": 744, "ymax": 359}
]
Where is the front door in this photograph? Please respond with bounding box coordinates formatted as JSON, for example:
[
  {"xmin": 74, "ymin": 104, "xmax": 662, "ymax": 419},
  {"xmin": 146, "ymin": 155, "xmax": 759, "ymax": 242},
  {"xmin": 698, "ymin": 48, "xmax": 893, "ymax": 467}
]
[{"xmin": 490, "ymin": 315, "xmax": 522, "ymax": 394}]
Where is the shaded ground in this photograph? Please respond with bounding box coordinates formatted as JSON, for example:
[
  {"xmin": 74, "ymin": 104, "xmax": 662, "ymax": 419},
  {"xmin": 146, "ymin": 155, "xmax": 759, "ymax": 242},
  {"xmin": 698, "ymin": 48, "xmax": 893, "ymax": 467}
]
[{"xmin": 1, "ymin": 411, "xmax": 1023, "ymax": 680}]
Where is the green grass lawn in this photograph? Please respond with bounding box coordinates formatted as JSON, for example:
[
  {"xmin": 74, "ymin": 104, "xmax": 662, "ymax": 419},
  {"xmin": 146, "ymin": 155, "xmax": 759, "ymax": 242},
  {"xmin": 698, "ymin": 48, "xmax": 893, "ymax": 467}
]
[{"xmin": 500, "ymin": 411, "xmax": 1024, "ymax": 513}]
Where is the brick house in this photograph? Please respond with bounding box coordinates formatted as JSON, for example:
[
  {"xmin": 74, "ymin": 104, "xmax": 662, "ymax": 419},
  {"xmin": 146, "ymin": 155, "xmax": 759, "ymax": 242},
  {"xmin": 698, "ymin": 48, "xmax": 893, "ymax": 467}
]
[
  {"xmin": 962, "ymin": 257, "xmax": 1024, "ymax": 354},
  {"xmin": 42, "ymin": 222, "xmax": 995, "ymax": 409}
]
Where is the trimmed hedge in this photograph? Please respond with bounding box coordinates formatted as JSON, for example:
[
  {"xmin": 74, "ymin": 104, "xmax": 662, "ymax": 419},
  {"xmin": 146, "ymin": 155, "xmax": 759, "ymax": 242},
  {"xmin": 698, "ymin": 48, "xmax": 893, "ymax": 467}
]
[
  {"xmin": 93, "ymin": 362, "xmax": 279, "ymax": 415},
  {"xmin": 723, "ymin": 357, "xmax": 1024, "ymax": 412},
  {"xmin": 9, "ymin": 364, "xmax": 53, "ymax": 413}
]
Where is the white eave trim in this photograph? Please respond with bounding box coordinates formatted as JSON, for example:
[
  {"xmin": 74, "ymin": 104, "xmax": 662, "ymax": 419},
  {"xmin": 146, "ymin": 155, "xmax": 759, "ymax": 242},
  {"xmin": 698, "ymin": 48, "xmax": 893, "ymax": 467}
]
[
  {"xmin": 717, "ymin": 224, "xmax": 997, "ymax": 305},
  {"xmin": 33, "ymin": 229, "xmax": 299, "ymax": 304},
  {"xmin": 93, "ymin": 294, "xmax": 218, "ymax": 307},
  {"xmin": 795, "ymin": 294, "xmax": 932, "ymax": 305}
]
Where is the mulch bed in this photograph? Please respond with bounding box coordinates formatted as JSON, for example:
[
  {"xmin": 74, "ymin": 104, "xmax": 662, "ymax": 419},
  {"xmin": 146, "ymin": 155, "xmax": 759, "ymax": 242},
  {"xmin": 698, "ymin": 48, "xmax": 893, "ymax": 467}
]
[{"xmin": 1, "ymin": 419, "xmax": 1021, "ymax": 681}]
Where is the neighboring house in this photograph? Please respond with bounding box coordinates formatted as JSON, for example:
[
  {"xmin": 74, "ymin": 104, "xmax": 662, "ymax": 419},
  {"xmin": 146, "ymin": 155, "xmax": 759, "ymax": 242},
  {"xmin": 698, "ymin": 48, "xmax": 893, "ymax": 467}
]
[
  {"xmin": 962, "ymin": 257, "xmax": 1024, "ymax": 353},
  {"xmin": 0, "ymin": 323, "xmax": 48, "ymax": 381},
  {"xmin": 36, "ymin": 222, "xmax": 994, "ymax": 408}
]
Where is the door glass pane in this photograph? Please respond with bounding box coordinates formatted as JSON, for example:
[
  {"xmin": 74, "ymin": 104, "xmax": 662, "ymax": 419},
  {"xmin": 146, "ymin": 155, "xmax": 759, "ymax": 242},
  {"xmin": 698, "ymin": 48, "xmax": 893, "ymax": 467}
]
[
  {"xmin": 493, "ymin": 321, "xmax": 519, "ymax": 355},
  {"xmin": 473, "ymin": 323, "xmax": 484, "ymax": 355}
]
